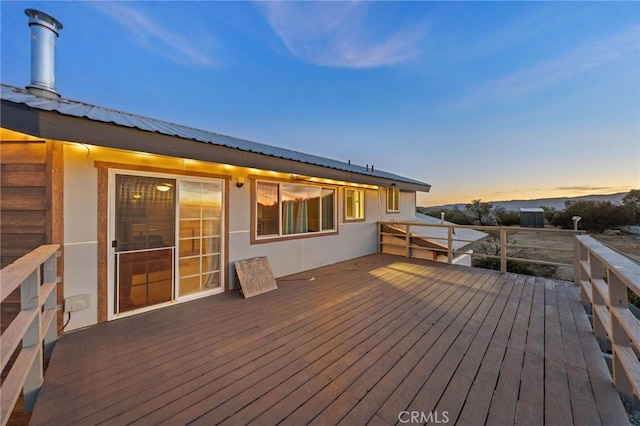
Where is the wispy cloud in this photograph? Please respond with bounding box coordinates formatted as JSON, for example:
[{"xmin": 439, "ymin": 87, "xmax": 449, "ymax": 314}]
[
  {"xmin": 448, "ymin": 24, "xmax": 640, "ymax": 110},
  {"xmin": 452, "ymin": 7, "xmax": 559, "ymax": 62},
  {"xmin": 90, "ymin": 2, "xmax": 216, "ymax": 67},
  {"xmin": 255, "ymin": 2, "xmax": 427, "ymax": 68}
]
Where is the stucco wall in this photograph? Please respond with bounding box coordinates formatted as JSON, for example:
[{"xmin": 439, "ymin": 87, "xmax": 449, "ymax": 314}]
[
  {"xmin": 63, "ymin": 146, "xmax": 99, "ymax": 329},
  {"xmin": 62, "ymin": 144, "xmax": 417, "ymax": 330}
]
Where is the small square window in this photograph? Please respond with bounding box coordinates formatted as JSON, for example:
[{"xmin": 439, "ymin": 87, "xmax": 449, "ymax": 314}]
[{"xmin": 345, "ymin": 189, "xmax": 365, "ymax": 220}]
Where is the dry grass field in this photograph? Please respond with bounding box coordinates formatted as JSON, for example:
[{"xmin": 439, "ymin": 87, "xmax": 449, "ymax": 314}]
[{"xmin": 472, "ymin": 228, "xmax": 639, "ymax": 281}]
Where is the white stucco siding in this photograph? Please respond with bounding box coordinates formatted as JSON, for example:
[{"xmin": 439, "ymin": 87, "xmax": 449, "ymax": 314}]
[
  {"xmin": 378, "ymin": 189, "xmax": 417, "ymax": 221},
  {"xmin": 227, "ymin": 187, "xmax": 379, "ymax": 287},
  {"xmin": 61, "ymin": 144, "xmax": 415, "ymax": 330},
  {"xmin": 63, "ymin": 145, "xmax": 100, "ymax": 330}
]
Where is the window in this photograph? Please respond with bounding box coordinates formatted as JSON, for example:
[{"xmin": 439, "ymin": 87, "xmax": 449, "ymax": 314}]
[
  {"xmin": 345, "ymin": 188, "xmax": 365, "ymax": 220},
  {"xmin": 256, "ymin": 181, "xmax": 336, "ymax": 238},
  {"xmin": 387, "ymin": 187, "xmax": 400, "ymax": 212},
  {"xmin": 256, "ymin": 182, "xmax": 279, "ymax": 236}
]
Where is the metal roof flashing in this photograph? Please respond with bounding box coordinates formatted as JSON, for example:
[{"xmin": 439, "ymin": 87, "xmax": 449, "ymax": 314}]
[{"xmin": 1, "ymin": 83, "xmax": 431, "ymax": 192}]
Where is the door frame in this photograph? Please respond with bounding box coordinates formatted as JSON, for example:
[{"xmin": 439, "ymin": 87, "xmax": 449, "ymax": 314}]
[{"xmin": 96, "ymin": 161, "xmax": 230, "ymax": 322}]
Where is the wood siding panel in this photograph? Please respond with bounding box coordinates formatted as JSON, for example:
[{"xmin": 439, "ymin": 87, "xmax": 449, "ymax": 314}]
[
  {"xmin": 1, "ymin": 234, "xmax": 47, "ymax": 251},
  {"xmin": 0, "ymin": 138, "xmax": 52, "ymax": 268},
  {"xmin": 0, "ymin": 187, "xmax": 47, "ymax": 210},
  {"xmin": 0, "ymin": 211, "xmax": 46, "ymax": 233},
  {"xmin": 0, "ymin": 141, "xmax": 46, "ymax": 164},
  {"xmin": 0, "ymin": 164, "xmax": 47, "ymax": 186},
  {"xmin": 1, "ymin": 141, "xmax": 49, "ymax": 269}
]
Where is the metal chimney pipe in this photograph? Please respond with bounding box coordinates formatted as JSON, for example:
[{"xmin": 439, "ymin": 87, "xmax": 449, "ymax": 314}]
[{"xmin": 25, "ymin": 9, "xmax": 63, "ymax": 99}]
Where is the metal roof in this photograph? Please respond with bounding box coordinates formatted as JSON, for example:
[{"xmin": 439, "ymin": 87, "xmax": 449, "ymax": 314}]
[
  {"xmin": 412, "ymin": 213, "xmax": 488, "ymax": 249},
  {"xmin": 1, "ymin": 83, "xmax": 430, "ymax": 190},
  {"xmin": 519, "ymin": 208, "xmax": 545, "ymax": 213}
]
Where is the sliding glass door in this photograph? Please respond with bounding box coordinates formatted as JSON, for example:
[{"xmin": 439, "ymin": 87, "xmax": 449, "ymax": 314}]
[{"xmin": 112, "ymin": 172, "xmax": 224, "ymax": 316}]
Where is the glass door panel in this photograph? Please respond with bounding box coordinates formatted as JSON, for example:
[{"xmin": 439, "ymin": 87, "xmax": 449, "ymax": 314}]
[
  {"xmin": 117, "ymin": 248, "xmax": 173, "ymax": 312},
  {"xmin": 114, "ymin": 175, "xmax": 176, "ymax": 314},
  {"xmin": 178, "ymin": 181, "xmax": 223, "ymax": 297}
]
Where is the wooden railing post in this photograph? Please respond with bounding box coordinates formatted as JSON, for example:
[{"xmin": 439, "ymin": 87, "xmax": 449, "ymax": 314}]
[
  {"xmin": 575, "ymin": 238, "xmax": 586, "ymax": 304},
  {"xmin": 21, "ymin": 270, "xmax": 43, "ymax": 413},
  {"xmin": 499, "ymin": 230, "xmax": 507, "ymax": 274},
  {"xmin": 609, "ymin": 271, "xmax": 633, "ymax": 399},
  {"xmin": 447, "ymin": 226, "xmax": 453, "ymax": 265},
  {"xmin": 42, "ymin": 255, "xmax": 58, "ymax": 356},
  {"xmin": 590, "ymin": 256, "xmax": 608, "ymax": 342},
  {"xmin": 405, "ymin": 225, "xmax": 411, "ymax": 258}
]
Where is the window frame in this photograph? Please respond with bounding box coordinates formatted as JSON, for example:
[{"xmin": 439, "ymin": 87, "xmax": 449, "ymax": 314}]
[
  {"xmin": 386, "ymin": 187, "xmax": 400, "ymax": 213},
  {"xmin": 252, "ymin": 178, "xmax": 338, "ymax": 243},
  {"xmin": 344, "ymin": 188, "xmax": 366, "ymax": 222}
]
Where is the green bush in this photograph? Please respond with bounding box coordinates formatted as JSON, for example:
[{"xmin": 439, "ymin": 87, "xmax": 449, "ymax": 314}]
[
  {"xmin": 417, "ymin": 208, "xmax": 471, "ymax": 225},
  {"xmin": 473, "ymin": 257, "xmax": 535, "ymax": 275},
  {"xmin": 550, "ymin": 200, "xmax": 634, "ymax": 232},
  {"xmin": 495, "ymin": 209, "xmax": 520, "ymax": 226},
  {"xmin": 629, "ymin": 289, "xmax": 640, "ymax": 309}
]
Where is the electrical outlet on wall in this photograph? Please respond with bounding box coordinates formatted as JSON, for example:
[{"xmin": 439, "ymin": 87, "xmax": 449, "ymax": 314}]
[{"xmin": 64, "ymin": 294, "xmax": 90, "ymax": 313}]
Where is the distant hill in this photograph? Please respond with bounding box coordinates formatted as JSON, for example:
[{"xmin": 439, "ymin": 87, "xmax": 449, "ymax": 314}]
[{"xmin": 423, "ymin": 191, "xmax": 629, "ymax": 212}]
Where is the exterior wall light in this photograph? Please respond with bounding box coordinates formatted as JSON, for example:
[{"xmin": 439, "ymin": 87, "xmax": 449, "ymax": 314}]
[{"xmin": 236, "ymin": 177, "xmax": 245, "ymax": 188}]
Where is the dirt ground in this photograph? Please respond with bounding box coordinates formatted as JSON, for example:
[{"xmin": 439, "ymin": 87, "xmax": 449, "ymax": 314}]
[
  {"xmin": 592, "ymin": 233, "xmax": 640, "ymax": 263},
  {"xmin": 471, "ymin": 228, "xmax": 640, "ymax": 281}
]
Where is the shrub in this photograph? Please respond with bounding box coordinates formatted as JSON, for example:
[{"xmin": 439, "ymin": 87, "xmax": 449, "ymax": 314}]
[
  {"xmin": 629, "ymin": 289, "xmax": 640, "ymax": 309},
  {"xmin": 550, "ymin": 200, "xmax": 634, "ymax": 232},
  {"xmin": 495, "ymin": 209, "xmax": 520, "ymax": 226},
  {"xmin": 622, "ymin": 189, "xmax": 640, "ymax": 224},
  {"xmin": 473, "ymin": 257, "xmax": 535, "ymax": 275}
]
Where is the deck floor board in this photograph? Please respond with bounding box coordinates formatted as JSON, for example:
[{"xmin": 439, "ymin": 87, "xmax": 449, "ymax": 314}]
[{"xmin": 28, "ymin": 253, "xmax": 629, "ymax": 425}]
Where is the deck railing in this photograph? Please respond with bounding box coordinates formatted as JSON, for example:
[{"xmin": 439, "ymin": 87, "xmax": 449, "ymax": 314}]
[
  {"xmin": 0, "ymin": 244, "xmax": 60, "ymax": 425},
  {"xmin": 575, "ymin": 235, "xmax": 640, "ymax": 407},
  {"xmin": 378, "ymin": 221, "xmax": 582, "ymax": 273}
]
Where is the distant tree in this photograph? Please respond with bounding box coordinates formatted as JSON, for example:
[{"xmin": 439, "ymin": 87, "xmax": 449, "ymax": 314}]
[
  {"xmin": 622, "ymin": 189, "xmax": 640, "ymax": 224},
  {"xmin": 415, "ymin": 207, "xmax": 470, "ymax": 225},
  {"xmin": 550, "ymin": 200, "xmax": 634, "ymax": 232},
  {"xmin": 464, "ymin": 199, "xmax": 497, "ymax": 225},
  {"xmin": 444, "ymin": 209, "xmax": 469, "ymax": 225},
  {"xmin": 416, "ymin": 207, "xmax": 437, "ymax": 217},
  {"xmin": 539, "ymin": 206, "xmax": 557, "ymax": 224},
  {"xmin": 495, "ymin": 208, "xmax": 520, "ymax": 226}
]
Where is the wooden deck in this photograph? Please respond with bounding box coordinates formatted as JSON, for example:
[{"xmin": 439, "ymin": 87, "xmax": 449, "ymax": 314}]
[{"xmin": 29, "ymin": 253, "xmax": 629, "ymax": 425}]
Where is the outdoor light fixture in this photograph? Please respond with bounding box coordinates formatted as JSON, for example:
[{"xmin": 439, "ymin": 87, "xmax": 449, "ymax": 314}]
[
  {"xmin": 236, "ymin": 177, "xmax": 245, "ymax": 188},
  {"xmin": 156, "ymin": 183, "xmax": 172, "ymax": 192}
]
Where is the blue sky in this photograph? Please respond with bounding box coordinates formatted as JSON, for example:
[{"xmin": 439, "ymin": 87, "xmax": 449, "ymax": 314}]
[{"xmin": 2, "ymin": 1, "xmax": 638, "ymax": 206}]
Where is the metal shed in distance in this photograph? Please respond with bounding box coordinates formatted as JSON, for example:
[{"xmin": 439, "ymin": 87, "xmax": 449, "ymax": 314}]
[{"xmin": 519, "ymin": 208, "xmax": 545, "ymax": 228}]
